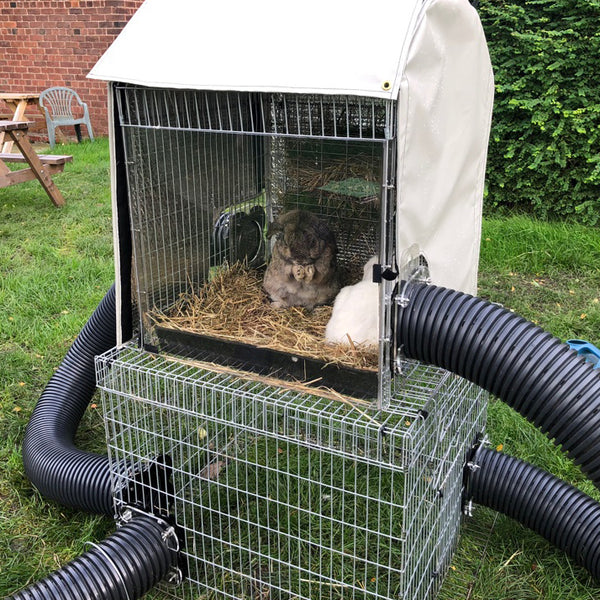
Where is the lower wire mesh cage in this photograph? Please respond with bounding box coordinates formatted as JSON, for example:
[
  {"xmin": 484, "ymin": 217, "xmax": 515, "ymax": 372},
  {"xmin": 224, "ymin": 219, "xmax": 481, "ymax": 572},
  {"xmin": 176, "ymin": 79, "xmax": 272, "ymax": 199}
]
[{"xmin": 96, "ymin": 344, "xmax": 487, "ymax": 600}]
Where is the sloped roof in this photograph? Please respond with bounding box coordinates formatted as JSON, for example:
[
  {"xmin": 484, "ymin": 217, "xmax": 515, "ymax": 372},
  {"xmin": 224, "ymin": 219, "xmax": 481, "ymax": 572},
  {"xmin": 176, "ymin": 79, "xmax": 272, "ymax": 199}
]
[{"xmin": 88, "ymin": 0, "xmax": 424, "ymax": 99}]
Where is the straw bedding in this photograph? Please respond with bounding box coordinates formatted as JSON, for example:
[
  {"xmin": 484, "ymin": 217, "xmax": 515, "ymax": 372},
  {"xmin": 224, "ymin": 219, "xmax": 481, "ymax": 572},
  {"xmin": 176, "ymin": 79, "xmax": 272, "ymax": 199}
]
[{"xmin": 151, "ymin": 263, "xmax": 378, "ymax": 371}]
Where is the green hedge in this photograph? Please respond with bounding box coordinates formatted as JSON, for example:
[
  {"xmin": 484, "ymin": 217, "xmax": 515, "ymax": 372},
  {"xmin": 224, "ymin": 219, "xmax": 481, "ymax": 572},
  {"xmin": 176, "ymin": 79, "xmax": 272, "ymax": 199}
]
[{"xmin": 479, "ymin": 0, "xmax": 600, "ymax": 224}]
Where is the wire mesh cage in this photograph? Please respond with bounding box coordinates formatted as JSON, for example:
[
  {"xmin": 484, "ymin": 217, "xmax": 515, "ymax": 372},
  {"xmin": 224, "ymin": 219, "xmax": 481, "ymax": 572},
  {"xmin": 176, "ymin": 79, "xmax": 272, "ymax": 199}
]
[
  {"xmin": 105, "ymin": 84, "xmax": 490, "ymax": 599},
  {"xmin": 97, "ymin": 344, "xmax": 487, "ymax": 600},
  {"xmin": 92, "ymin": 3, "xmax": 495, "ymax": 597},
  {"xmin": 115, "ymin": 84, "xmax": 397, "ymax": 404}
]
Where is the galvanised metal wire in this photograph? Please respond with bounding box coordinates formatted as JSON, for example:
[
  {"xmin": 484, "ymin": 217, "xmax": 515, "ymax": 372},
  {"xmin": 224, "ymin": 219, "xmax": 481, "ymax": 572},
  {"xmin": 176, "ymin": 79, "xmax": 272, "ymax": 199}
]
[
  {"xmin": 107, "ymin": 85, "xmax": 488, "ymax": 599},
  {"xmin": 115, "ymin": 85, "xmax": 393, "ymax": 403},
  {"xmin": 97, "ymin": 344, "xmax": 487, "ymax": 600},
  {"xmin": 115, "ymin": 86, "xmax": 396, "ymax": 141},
  {"xmin": 121, "ymin": 126, "xmax": 384, "ymax": 322}
]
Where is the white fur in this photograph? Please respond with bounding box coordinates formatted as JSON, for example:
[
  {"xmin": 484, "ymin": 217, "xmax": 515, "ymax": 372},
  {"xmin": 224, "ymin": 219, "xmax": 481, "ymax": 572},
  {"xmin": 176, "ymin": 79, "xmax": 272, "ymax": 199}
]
[
  {"xmin": 361, "ymin": 255, "xmax": 379, "ymax": 282},
  {"xmin": 325, "ymin": 256, "xmax": 379, "ymax": 347}
]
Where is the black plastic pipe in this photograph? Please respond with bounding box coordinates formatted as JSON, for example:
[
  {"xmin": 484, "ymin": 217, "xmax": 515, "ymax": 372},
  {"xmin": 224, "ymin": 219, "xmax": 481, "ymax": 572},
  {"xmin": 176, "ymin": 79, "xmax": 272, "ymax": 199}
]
[
  {"xmin": 17, "ymin": 279, "xmax": 600, "ymax": 595},
  {"xmin": 396, "ymin": 281, "xmax": 600, "ymax": 489},
  {"xmin": 9, "ymin": 514, "xmax": 177, "ymax": 600},
  {"xmin": 16, "ymin": 287, "xmax": 184, "ymax": 600},
  {"xmin": 21, "ymin": 285, "xmax": 117, "ymax": 516},
  {"xmin": 466, "ymin": 447, "xmax": 600, "ymax": 580}
]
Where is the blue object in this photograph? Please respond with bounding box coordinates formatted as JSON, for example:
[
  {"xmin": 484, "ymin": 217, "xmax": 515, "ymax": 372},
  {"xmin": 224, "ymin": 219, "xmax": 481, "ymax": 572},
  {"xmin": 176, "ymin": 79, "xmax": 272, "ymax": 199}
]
[{"xmin": 567, "ymin": 339, "xmax": 600, "ymax": 369}]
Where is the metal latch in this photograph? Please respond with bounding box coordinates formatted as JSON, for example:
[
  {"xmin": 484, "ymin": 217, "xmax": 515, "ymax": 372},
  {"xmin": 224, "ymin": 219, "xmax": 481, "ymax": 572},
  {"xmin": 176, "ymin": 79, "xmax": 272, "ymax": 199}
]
[{"xmin": 373, "ymin": 263, "xmax": 398, "ymax": 283}]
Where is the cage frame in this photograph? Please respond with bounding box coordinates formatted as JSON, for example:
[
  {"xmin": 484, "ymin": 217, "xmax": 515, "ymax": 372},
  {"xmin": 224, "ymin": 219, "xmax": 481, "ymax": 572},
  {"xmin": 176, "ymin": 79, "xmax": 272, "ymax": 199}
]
[
  {"xmin": 113, "ymin": 84, "xmax": 401, "ymax": 406},
  {"xmin": 97, "ymin": 344, "xmax": 488, "ymax": 600},
  {"xmin": 88, "ymin": 1, "xmax": 496, "ymax": 597}
]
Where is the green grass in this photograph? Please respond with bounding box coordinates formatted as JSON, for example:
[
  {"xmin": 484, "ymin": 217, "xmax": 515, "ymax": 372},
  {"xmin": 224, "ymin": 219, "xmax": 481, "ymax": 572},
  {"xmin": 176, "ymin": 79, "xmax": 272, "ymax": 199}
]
[
  {"xmin": 440, "ymin": 216, "xmax": 600, "ymax": 599},
  {"xmin": 1, "ymin": 139, "xmax": 599, "ymax": 598},
  {"xmin": 478, "ymin": 216, "xmax": 600, "ymax": 341},
  {"xmin": 0, "ymin": 139, "xmax": 114, "ymax": 593}
]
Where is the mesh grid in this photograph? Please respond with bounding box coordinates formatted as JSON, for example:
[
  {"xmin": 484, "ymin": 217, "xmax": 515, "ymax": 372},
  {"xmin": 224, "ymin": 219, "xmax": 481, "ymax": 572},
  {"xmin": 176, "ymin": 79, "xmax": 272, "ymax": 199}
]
[
  {"xmin": 108, "ymin": 85, "xmax": 488, "ymax": 598},
  {"xmin": 123, "ymin": 128, "xmax": 384, "ymax": 319},
  {"xmin": 122, "ymin": 126, "xmax": 265, "ymax": 328},
  {"xmin": 97, "ymin": 345, "xmax": 487, "ymax": 600},
  {"xmin": 116, "ymin": 85, "xmax": 395, "ymax": 403},
  {"xmin": 266, "ymin": 136, "xmax": 382, "ymax": 269},
  {"xmin": 118, "ymin": 91, "xmax": 389, "ymax": 328},
  {"xmin": 115, "ymin": 86, "xmax": 395, "ymax": 141}
]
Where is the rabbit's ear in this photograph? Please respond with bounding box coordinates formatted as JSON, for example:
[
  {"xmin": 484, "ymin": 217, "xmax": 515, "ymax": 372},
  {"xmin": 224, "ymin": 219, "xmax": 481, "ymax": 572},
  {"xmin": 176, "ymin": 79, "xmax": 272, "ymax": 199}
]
[
  {"xmin": 315, "ymin": 219, "xmax": 338, "ymax": 251},
  {"xmin": 308, "ymin": 237, "xmax": 326, "ymax": 259},
  {"xmin": 266, "ymin": 220, "xmax": 283, "ymax": 239}
]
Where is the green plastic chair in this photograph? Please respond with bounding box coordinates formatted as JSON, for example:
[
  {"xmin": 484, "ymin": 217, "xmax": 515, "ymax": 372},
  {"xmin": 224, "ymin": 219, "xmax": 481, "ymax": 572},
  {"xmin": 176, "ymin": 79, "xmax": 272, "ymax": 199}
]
[{"xmin": 39, "ymin": 87, "xmax": 95, "ymax": 149}]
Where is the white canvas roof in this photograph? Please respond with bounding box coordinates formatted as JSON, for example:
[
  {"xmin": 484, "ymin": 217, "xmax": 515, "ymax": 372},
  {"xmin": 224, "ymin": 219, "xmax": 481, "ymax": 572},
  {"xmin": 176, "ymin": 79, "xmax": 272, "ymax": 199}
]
[
  {"xmin": 94, "ymin": 0, "xmax": 494, "ymax": 296},
  {"xmin": 88, "ymin": 0, "xmax": 424, "ymax": 99}
]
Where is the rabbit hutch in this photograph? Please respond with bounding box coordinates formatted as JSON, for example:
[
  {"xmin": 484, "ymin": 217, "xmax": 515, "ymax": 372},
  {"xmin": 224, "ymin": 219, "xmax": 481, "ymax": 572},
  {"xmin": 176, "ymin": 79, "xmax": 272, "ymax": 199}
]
[{"xmin": 89, "ymin": 0, "xmax": 494, "ymax": 598}]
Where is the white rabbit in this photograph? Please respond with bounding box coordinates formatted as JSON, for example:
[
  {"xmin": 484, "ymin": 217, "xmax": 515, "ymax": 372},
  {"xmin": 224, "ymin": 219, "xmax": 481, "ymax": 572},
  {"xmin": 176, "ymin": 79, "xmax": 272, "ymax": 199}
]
[
  {"xmin": 325, "ymin": 256, "xmax": 379, "ymax": 347},
  {"xmin": 361, "ymin": 255, "xmax": 379, "ymax": 282}
]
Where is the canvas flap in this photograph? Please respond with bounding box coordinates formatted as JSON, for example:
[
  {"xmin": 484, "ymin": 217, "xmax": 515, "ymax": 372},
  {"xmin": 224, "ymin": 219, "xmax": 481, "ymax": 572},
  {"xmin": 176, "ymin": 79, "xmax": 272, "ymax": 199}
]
[
  {"xmin": 395, "ymin": 0, "xmax": 494, "ymax": 294},
  {"xmin": 88, "ymin": 0, "xmax": 423, "ymax": 99}
]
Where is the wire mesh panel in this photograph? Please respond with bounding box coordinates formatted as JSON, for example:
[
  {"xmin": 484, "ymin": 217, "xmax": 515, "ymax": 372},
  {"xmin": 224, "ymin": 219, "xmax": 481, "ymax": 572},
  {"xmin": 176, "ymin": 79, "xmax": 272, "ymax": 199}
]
[
  {"xmin": 266, "ymin": 136, "xmax": 383, "ymax": 269},
  {"xmin": 115, "ymin": 86, "xmax": 395, "ymax": 140},
  {"xmin": 115, "ymin": 84, "xmax": 397, "ymax": 404},
  {"xmin": 121, "ymin": 125, "xmax": 265, "ymax": 333},
  {"xmin": 116, "ymin": 84, "xmax": 392, "ymax": 310},
  {"xmin": 97, "ymin": 344, "xmax": 487, "ymax": 600}
]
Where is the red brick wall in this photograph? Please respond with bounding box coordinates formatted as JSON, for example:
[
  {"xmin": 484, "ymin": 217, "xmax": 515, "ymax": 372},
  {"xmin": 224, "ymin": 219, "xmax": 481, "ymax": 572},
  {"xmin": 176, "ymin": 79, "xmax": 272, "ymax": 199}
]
[{"xmin": 0, "ymin": 0, "xmax": 144, "ymax": 140}]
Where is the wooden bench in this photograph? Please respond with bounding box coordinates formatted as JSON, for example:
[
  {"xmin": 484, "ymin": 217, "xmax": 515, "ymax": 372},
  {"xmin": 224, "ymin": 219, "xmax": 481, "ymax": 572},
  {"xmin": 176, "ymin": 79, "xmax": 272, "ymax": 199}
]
[
  {"xmin": 0, "ymin": 152, "xmax": 72, "ymax": 166},
  {"xmin": 0, "ymin": 93, "xmax": 44, "ymax": 152},
  {"xmin": 0, "ymin": 120, "xmax": 72, "ymax": 207}
]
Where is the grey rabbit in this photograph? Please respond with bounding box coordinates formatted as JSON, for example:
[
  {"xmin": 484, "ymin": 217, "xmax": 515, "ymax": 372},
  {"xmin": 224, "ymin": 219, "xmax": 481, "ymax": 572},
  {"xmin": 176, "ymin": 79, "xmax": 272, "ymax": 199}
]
[{"xmin": 263, "ymin": 209, "xmax": 340, "ymax": 309}]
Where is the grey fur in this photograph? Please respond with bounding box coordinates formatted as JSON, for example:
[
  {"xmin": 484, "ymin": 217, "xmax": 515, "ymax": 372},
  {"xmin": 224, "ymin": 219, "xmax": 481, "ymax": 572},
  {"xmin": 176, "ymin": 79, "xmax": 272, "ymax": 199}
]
[{"xmin": 263, "ymin": 210, "xmax": 340, "ymax": 309}]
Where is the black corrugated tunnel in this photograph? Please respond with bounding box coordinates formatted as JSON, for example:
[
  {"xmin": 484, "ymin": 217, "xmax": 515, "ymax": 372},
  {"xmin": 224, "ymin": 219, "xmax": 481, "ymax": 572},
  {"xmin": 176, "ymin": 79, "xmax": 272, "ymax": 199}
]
[
  {"xmin": 21, "ymin": 285, "xmax": 117, "ymax": 516},
  {"xmin": 465, "ymin": 447, "xmax": 600, "ymax": 581},
  {"xmin": 9, "ymin": 514, "xmax": 178, "ymax": 600},
  {"xmin": 396, "ymin": 281, "xmax": 600, "ymax": 490}
]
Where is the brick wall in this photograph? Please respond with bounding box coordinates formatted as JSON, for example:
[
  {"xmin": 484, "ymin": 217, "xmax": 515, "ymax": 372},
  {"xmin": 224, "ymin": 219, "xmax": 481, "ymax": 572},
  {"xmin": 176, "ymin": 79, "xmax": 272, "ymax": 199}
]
[{"xmin": 0, "ymin": 0, "xmax": 144, "ymax": 140}]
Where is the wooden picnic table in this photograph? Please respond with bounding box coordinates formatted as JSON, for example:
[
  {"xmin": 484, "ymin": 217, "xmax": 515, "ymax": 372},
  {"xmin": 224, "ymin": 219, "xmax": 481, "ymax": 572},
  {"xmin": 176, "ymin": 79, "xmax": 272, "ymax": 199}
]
[
  {"xmin": 0, "ymin": 93, "xmax": 45, "ymax": 153},
  {"xmin": 0, "ymin": 120, "xmax": 72, "ymax": 207}
]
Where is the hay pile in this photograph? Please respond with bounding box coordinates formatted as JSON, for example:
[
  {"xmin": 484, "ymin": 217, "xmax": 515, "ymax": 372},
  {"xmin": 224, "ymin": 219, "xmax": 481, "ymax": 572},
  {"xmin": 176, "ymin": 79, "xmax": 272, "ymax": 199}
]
[
  {"xmin": 152, "ymin": 263, "xmax": 378, "ymax": 371},
  {"xmin": 295, "ymin": 155, "xmax": 377, "ymax": 192}
]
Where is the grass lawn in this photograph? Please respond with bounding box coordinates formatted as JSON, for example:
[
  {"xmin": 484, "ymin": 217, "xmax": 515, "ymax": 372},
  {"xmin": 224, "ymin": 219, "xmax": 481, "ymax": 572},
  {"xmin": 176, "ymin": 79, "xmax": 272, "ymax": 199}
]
[{"xmin": 0, "ymin": 137, "xmax": 599, "ymax": 598}]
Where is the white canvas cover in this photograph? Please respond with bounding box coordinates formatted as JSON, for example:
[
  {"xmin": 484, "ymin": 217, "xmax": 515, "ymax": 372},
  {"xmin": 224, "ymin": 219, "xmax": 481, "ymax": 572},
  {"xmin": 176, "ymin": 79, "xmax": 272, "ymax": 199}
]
[
  {"xmin": 395, "ymin": 0, "xmax": 494, "ymax": 294},
  {"xmin": 90, "ymin": 0, "xmax": 493, "ymax": 295},
  {"xmin": 88, "ymin": 0, "xmax": 423, "ymax": 99}
]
